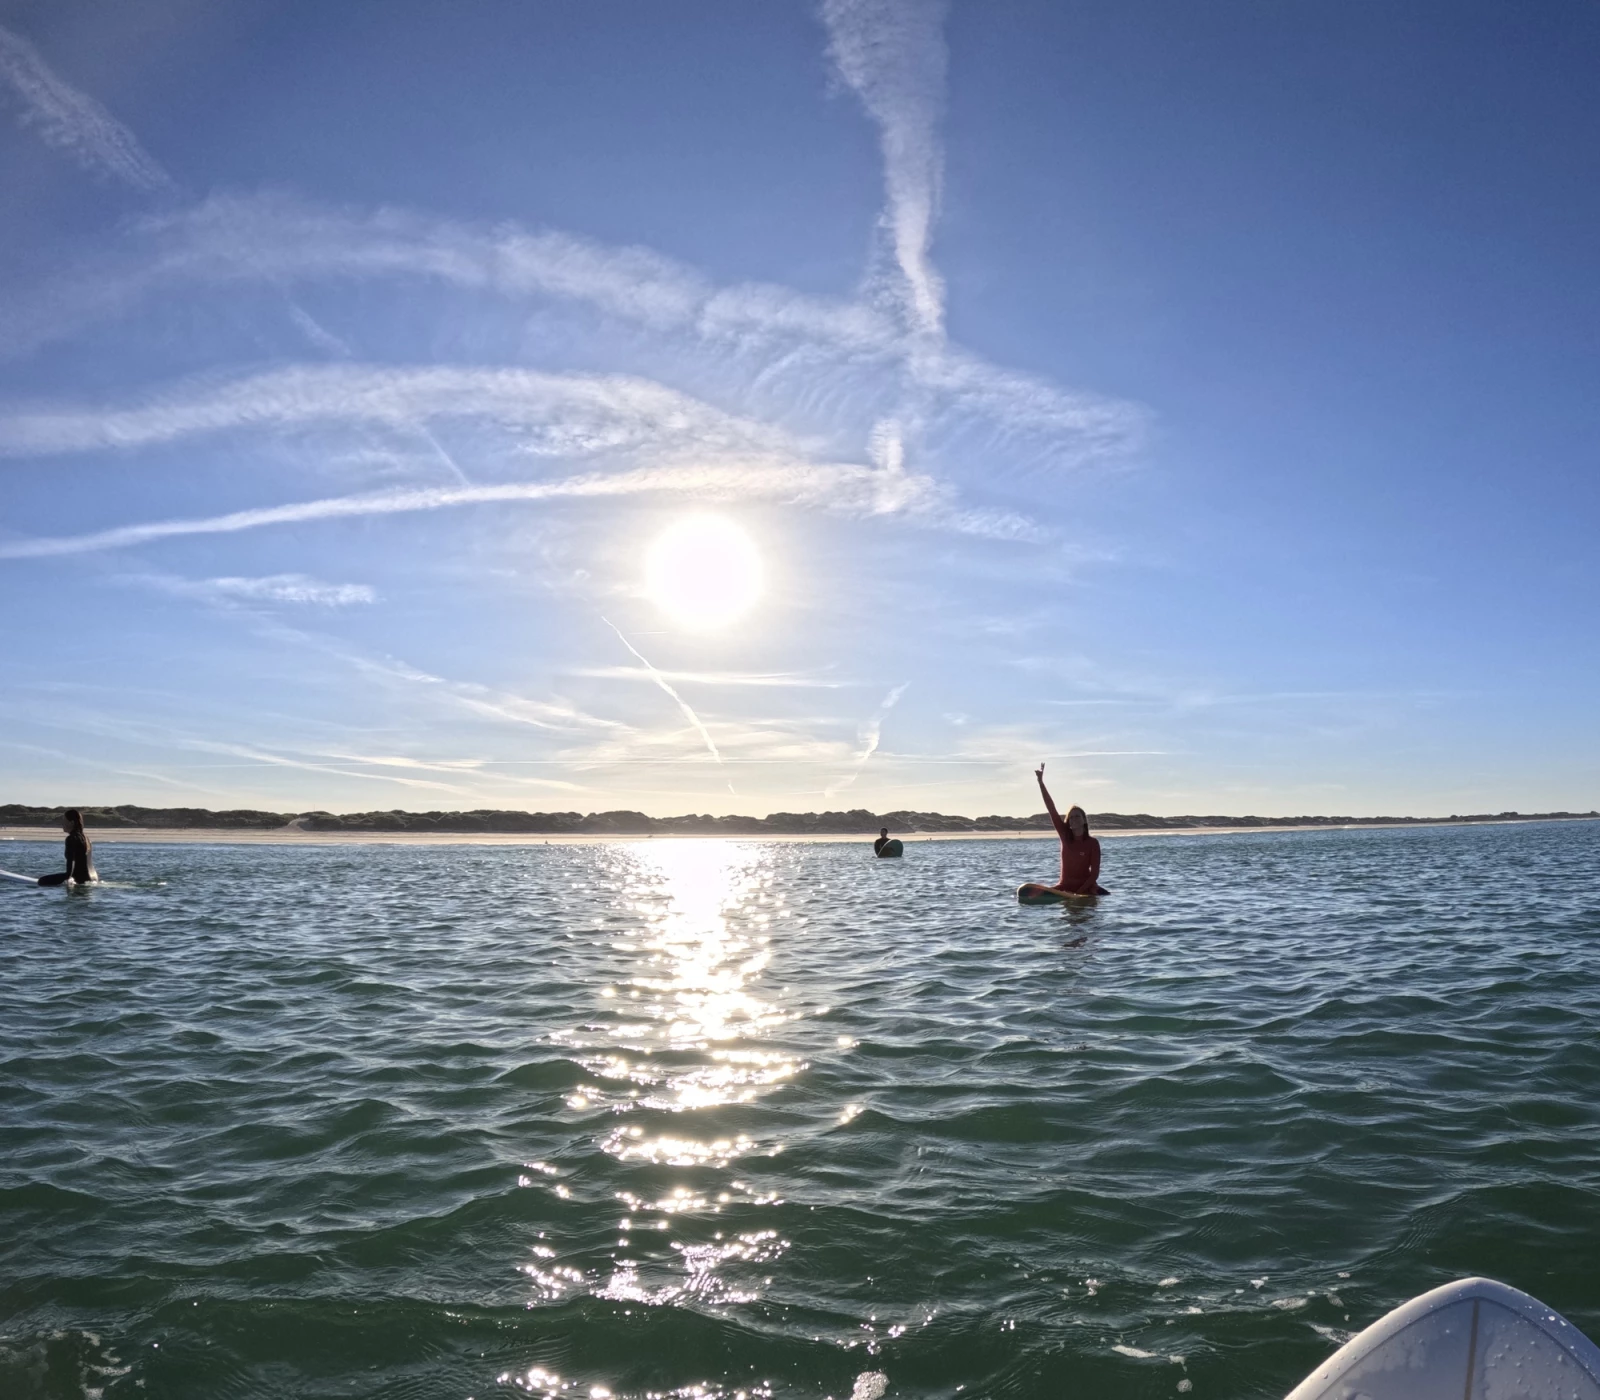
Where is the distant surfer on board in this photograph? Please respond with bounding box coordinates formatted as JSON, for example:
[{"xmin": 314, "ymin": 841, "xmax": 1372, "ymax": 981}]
[
  {"xmin": 1018, "ymin": 765, "xmax": 1106, "ymax": 903},
  {"xmin": 38, "ymin": 808, "xmax": 97, "ymax": 887}
]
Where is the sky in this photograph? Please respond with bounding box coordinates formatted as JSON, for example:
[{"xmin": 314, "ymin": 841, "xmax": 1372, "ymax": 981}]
[{"xmin": 1, "ymin": 0, "xmax": 1597, "ymax": 820}]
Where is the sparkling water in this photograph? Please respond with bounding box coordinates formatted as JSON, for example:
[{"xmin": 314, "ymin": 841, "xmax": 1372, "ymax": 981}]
[{"xmin": 3, "ymin": 821, "xmax": 1598, "ymax": 1399}]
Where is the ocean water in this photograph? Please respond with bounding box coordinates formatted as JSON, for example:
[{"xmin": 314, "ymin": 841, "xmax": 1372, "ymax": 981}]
[{"xmin": 3, "ymin": 821, "xmax": 1599, "ymax": 1400}]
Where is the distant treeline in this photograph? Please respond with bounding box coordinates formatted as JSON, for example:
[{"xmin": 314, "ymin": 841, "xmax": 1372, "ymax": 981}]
[{"xmin": 1, "ymin": 803, "xmax": 1596, "ymax": 835}]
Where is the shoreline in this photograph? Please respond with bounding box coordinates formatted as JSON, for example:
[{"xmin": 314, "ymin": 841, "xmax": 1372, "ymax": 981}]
[{"xmin": 1, "ymin": 816, "xmax": 1592, "ymax": 847}]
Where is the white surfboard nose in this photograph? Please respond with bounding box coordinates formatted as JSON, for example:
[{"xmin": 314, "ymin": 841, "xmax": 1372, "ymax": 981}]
[{"xmin": 1284, "ymin": 1276, "xmax": 1600, "ymax": 1400}]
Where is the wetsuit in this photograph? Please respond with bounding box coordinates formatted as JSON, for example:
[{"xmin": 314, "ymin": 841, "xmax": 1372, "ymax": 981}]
[
  {"xmin": 1018, "ymin": 784, "xmax": 1110, "ymax": 901},
  {"xmin": 1052, "ymin": 829, "xmax": 1102, "ymax": 896},
  {"xmin": 873, "ymin": 833, "xmax": 890, "ymax": 856},
  {"xmin": 39, "ymin": 830, "xmax": 94, "ymax": 886}
]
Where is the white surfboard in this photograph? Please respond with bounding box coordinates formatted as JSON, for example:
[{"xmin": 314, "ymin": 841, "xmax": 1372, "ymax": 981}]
[
  {"xmin": 0, "ymin": 868, "xmax": 39, "ymax": 885},
  {"xmin": 1285, "ymin": 1276, "xmax": 1600, "ymax": 1400}
]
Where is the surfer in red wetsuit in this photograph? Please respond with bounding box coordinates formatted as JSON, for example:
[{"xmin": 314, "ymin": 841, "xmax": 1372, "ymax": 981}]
[{"xmin": 1018, "ymin": 764, "xmax": 1106, "ymax": 902}]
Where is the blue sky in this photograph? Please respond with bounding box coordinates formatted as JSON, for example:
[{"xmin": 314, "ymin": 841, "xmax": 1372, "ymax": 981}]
[{"xmin": 2, "ymin": 0, "xmax": 1596, "ymax": 818}]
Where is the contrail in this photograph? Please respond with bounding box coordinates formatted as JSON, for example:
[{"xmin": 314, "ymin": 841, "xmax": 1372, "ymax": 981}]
[
  {"xmin": 826, "ymin": 681, "xmax": 909, "ymax": 798},
  {"xmin": 0, "ymin": 22, "xmax": 175, "ymax": 193},
  {"xmin": 821, "ymin": 0, "xmax": 948, "ymax": 337},
  {"xmin": 0, "ymin": 459, "xmax": 962, "ymax": 561},
  {"xmin": 417, "ymin": 424, "xmax": 471, "ymax": 487},
  {"xmin": 602, "ymin": 617, "xmax": 736, "ymax": 795}
]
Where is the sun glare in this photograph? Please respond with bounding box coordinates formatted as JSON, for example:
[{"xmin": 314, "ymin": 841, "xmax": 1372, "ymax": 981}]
[{"xmin": 644, "ymin": 516, "xmax": 763, "ymax": 631}]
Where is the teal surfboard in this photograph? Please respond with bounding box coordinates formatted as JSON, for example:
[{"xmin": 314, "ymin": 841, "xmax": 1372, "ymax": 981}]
[{"xmin": 1017, "ymin": 884, "xmax": 1098, "ymax": 904}]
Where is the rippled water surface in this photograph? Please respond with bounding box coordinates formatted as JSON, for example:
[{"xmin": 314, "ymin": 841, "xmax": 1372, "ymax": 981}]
[{"xmin": 3, "ymin": 822, "xmax": 1600, "ymax": 1400}]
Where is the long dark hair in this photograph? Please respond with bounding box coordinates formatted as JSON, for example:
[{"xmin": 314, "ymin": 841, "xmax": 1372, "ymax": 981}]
[
  {"xmin": 1065, "ymin": 805, "xmax": 1090, "ymax": 841},
  {"xmin": 63, "ymin": 808, "xmax": 90, "ymax": 848}
]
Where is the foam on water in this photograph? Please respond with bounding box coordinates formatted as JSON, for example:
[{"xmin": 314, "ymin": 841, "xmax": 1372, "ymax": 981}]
[{"xmin": 2, "ymin": 822, "xmax": 1599, "ymax": 1398}]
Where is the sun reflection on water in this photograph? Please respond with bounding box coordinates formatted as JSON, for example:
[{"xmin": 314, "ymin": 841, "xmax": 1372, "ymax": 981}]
[
  {"xmin": 593, "ymin": 841, "xmax": 801, "ymax": 1112},
  {"xmin": 631, "ymin": 842, "xmax": 786, "ymax": 1050},
  {"xmin": 529, "ymin": 841, "xmax": 802, "ymax": 1328}
]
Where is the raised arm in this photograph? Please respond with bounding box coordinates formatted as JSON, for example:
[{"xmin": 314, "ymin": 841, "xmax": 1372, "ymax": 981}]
[{"xmin": 1035, "ymin": 763, "xmax": 1068, "ymax": 838}]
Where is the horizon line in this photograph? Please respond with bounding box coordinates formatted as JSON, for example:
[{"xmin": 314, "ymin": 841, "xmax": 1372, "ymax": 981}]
[{"xmin": 2, "ymin": 801, "xmax": 1595, "ymax": 830}]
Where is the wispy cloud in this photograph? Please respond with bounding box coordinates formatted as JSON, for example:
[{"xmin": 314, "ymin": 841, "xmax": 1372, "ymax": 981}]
[
  {"xmin": 333, "ymin": 650, "xmax": 626, "ymax": 736},
  {"xmin": 315, "ymin": 752, "xmax": 485, "ymax": 773},
  {"xmin": 305, "ymin": 749, "xmax": 582, "ymax": 790},
  {"xmin": 821, "ymin": 0, "xmax": 948, "ymax": 336},
  {"xmin": 602, "ymin": 617, "xmax": 734, "ymax": 793},
  {"xmin": 210, "ymin": 574, "xmax": 375, "ymax": 607},
  {"xmin": 137, "ymin": 572, "xmax": 376, "ymax": 607},
  {"xmin": 162, "ymin": 599, "xmax": 630, "ymax": 744},
  {"xmin": 0, "ymin": 22, "xmax": 174, "ymax": 193},
  {"xmin": 189, "ymin": 738, "xmax": 477, "ymax": 795},
  {"xmin": 0, "ymin": 359, "xmax": 1051, "ymax": 535},
  {"xmin": 0, "ymin": 362, "xmax": 796, "ymax": 461},
  {"xmin": 0, "ymin": 455, "xmax": 1038, "ymax": 562},
  {"xmin": 559, "ymin": 709, "xmax": 864, "ymax": 777},
  {"xmin": 575, "ymin": 666, "xmax": 852, "ymax": 689},
  {"xmin": 826, "ymin": 681, "xmax": 909, "ymax": 797},
  {"xmin": 286, "ymin": 303, "xmax": 352, "ymax": 358},
  {"xmin": 0, "ymin": 735, "xmax": 239, "ymax": 801},
  {"xmin": 0, "ymin": 669, "xmax": 599, "ymax": 804},
  {"xmin": 0, "ymin": 192, "xmax": 1144, "ymax": 469},
  {"xmin": 2, "ymin": 687, "xmax": 479, "ymax": 797}
]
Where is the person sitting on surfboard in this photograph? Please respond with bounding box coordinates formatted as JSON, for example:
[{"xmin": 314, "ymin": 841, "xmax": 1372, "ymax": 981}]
[
  {"xmin": 1018, "ymin": 764, "xmax": 1106, "ymax": 901},
  {"xmin": 874, "ymin": 827, "xmax": 893, "ymax": 856},
  {"xmin": 38, "ymin": 808, "xmax": 96, "ymax": 887}
]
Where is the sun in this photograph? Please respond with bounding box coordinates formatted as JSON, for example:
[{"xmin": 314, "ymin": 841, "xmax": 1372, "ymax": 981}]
[{"xmin": 644, "ymin": 515, "xmax": 763, "ymax": 631}]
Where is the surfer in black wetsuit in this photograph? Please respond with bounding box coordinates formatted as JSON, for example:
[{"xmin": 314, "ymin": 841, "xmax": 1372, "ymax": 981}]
[
  {"xmin": 873, "ymin": 827, "xmax": 892, "ymax": 856},
  {"xmin": 38, "ymin": 808, "xmax": 95, "ymax": 886}
]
